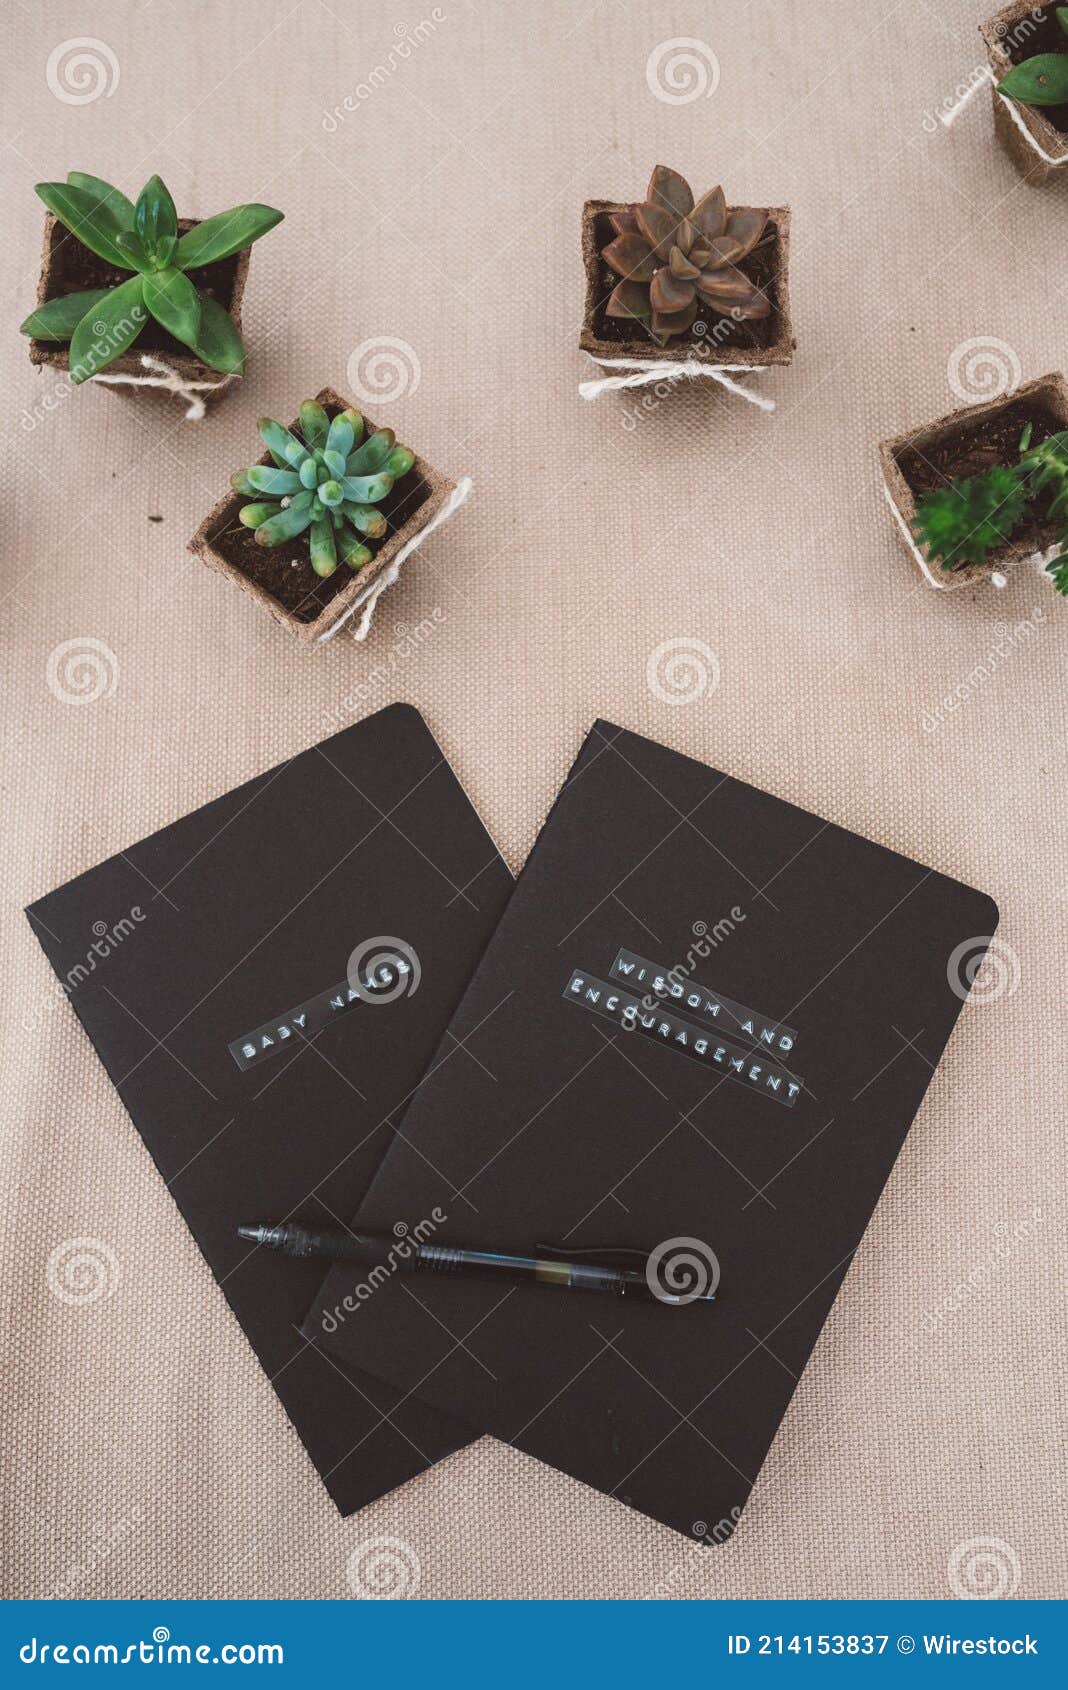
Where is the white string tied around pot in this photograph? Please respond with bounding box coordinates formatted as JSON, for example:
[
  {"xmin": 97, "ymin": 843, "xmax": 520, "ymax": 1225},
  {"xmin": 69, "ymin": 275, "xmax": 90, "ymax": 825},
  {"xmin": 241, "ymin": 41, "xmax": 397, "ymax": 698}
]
[
  {"xmin": 579, "ymin": 354, "xmax": 774, "ymax": 410},
  {"xmin": 317, "ymin": 476, "xmax": 473, "ymax": 644}
]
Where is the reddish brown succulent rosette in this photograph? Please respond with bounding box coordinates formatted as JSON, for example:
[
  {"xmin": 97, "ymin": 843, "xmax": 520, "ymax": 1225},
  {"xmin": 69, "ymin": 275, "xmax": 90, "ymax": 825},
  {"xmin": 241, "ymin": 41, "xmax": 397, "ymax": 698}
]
[{"xmin": 601, "ymin": 165, "xmax": 772, "ymax": 346}]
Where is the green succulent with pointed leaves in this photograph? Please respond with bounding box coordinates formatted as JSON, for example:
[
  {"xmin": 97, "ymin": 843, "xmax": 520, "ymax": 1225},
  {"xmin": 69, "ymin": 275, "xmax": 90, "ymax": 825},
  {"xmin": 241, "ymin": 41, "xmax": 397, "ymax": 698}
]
[
  {"xmin": 233, "ymin": 403, "xmax": 415, "ymax": 579},
  {"xmin": 20, "ymin": 171, "xmax": 283, "ymax": 382},
  {"xmin": 997, "ymin": 7, "xmax": 1068, "ymax": 108},
  {"xmin": 912, "ymin": 465, "xmax": 1027, "ymax": 574}
]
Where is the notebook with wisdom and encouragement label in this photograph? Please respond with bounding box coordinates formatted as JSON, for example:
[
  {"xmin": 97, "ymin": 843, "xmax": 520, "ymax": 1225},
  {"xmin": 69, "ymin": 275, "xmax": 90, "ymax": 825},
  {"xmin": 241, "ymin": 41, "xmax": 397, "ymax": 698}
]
[
  {"xmin": 306, "ymin": 718, "xmax": 998, "ymax": 1539},
  {"xmin": 25, "ymin": 702, "xmax": 512, "ymax": 1515}
]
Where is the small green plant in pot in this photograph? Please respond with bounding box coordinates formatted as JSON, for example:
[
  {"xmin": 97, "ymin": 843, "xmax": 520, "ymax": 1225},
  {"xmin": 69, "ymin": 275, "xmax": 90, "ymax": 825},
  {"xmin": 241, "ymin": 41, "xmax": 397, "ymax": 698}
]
[
  {"xmin": 981, "ymin": 2, "xmax": 1068, "ymax": 182},
  {"xmin": 233, "ymin": 402, "xmax": 416, "ymax": 579},
  {"xmin": 188, "ymin": 386, "xmax": 456, "ymax": 644},
  {"xmin": 20, "ymin": 170, "xmax": 282, "ymax": 391},
  {"xmin": 912, "ymin": 425, "xmax": 1068, "ymax": 593}
]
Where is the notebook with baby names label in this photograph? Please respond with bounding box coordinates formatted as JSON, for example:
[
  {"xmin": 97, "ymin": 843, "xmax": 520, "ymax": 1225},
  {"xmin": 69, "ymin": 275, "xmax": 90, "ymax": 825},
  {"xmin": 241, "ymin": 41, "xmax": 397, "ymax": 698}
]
[
  {"xmin": 26, "ymin": 703, "xmax": 511, "ymax": 1515},
  {"xmin": 306, "ymin": 719, "xmax": 997, "ymax": 1539}
]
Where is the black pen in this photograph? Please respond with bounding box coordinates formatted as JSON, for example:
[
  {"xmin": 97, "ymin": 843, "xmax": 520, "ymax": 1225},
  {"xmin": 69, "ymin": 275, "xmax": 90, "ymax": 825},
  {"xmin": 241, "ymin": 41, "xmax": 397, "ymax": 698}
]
[{"xmin": 237, "ymin": 1222, "xmax": 717, "ymax": 1305}]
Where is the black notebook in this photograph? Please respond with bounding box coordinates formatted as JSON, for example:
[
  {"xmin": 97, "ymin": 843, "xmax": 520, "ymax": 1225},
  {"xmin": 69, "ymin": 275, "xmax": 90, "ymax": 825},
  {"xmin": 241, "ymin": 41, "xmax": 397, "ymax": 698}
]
[
  {"xmin": 307, "ymin": 719, "xmax": 998, "ymax": 1538},
  {"xmin": 25, "ymin": 703, "xmax": 512, "ymax": 1515}
]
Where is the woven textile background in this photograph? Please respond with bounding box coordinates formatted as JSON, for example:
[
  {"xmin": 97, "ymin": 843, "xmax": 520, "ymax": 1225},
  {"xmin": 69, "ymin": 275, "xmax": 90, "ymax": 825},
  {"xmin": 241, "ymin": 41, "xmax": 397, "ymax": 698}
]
[{"xmin": 1, "ymin": 0, "xmax": 1064, "ymax": 1602}]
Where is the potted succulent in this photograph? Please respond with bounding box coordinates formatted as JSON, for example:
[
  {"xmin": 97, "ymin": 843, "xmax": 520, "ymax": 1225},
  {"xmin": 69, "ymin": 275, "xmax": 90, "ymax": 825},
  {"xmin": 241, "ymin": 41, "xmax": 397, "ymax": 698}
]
[
  {"xmin": 982, "ymin": 2, "xmax": 1068, "ymax": 182},
  {"xmin": 20, "ymin": 171, "xmax": 283, "ymax": 403},
  {"xmin": 189, "ymin": 387, "xmax": 458, "ymax": 643},
  {"xmin": 879, "ymin": 372, "xmax": 1068, "ymax": 591},
  {"xmin": 579, "ymin": 164, "xmax": 794, "ymax": 376}
]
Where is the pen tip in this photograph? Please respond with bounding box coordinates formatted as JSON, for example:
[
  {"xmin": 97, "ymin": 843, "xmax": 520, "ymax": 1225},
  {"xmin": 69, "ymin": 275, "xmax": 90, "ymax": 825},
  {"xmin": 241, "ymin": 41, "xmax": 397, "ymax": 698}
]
[{"xmin": 237, "ymin": 1224, "xmax": 264, "ymax": 1242}]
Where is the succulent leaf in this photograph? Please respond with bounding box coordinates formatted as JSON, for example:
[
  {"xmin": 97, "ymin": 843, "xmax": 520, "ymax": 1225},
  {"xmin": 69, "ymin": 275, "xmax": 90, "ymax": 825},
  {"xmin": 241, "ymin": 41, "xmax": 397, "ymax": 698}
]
[
  {"xmin": 323, "ymin": 448, "xmax": 348, "ymax": 478},
  {"xmin": 646, "ymin": 165, "xmax": 694, "ymax": 222},
  {"xmin": 650, "ymin": 268, "xmax": 694, "ymax": 313},
  {"xmin": 326, "ymin": 413, "xmax": 356, "ymax": 458},
  {"xmin": 299, "ymin": 457, "xmax": 319, "ymax": 490},
  {"xmin": 259, "ymin": 418, "xmax": 308, "ymax": 468},
  {"xmin": 650, "ymin": 299, "xmax": 698, "ymax": 341},
  {"xmin": 66, "ymin": 172, "xmax": 136, "ymax": 229},
  {"xmin": 114, "ymin": 230, "xmax": 154, "ymax": 272},
  {"xmin": 346, "ymin": 428, "xmax": 396, "ymax": 474},
  {"xmin": 254, "ymin": 504, "xmax": 314, "ymax": 546},
  {"xmin": 174, "ymin": 203, "xmax": 284, "ymax": 270},
  {"xmin": 186, "ymin": 292, "xmax": 246, "ymax": 375},
  {"xmin": 20, "ymin": 288, "xmax": 112, "ymax": 341},
  {"xmin": 68, "ymin": 275, "xmax": 147, "ymax": 382},
  {"xmin": 703, "ymin": 233, "xmax": 745, "ymax": 270},
  {"xmin": 635, "ymin": 202, "xmax": 680, "ymax": 262},
  {"xmin": 386, "ymin": 445, "xmax": 415, "ymax": 477},
  {"xmin": 602, "ymin": 232, "xmax": 657, "ymax": 281},
  {"xmin": 299, "ymin": 401, "xmax": 330, "ymax": 448},
  {"xmin": 230, "ymin": 471, "xmax": 259, "ymax": 496},
  {"xmin": 605, "ymin": 279, "xmax": 651, "ymax": 321},
  {"xmin": 668, "ymin": 245, "xmax": 701, "ymax": 281},
  {"xmin": 247, "ymin": 464, "xmax": 301, "ymax": 495},
  {"xmin": 723, "ymin": 207, "xmax": 768, "ymax": 259},
  {"xmin": 912, "ymin": 466, "xmax": 1026, "ymax": 572},
  {"xmin": 337, "ymin": 528, "xmax": 373, "ymax": 570},
  {"xmin": 35, "ymin": 181, "xmax": 132, "ymax": 269},
  {"xmin": 336, "ymin": 408, "xmax": 365, "ymax": 448},
  {"xmin": 690, "ymin": 187, "xmax": 727, "ymax": 241},
  {"xmin": 340, "ymin": 471, "xmax": 393, "ymax": 504},
  {"xmin": 143, "ymin": 267, "xmax": 201, "ymax": 348},
  {"xmin": 998, "ymin": 52, "xmax": 1068, "ymax": 105},
  {"xmin": 134, "ymin": 174, "xmax": 178, "ymax": 260},
  {"xmin": 309, "ymin": 517, "xmax": 338, "ymax": 578},
  {"xmin": 238, "ymin": 502, "xmax": 278, "ymax": 529},
  {"xmin": 341, "ymin": 503, "xmax": 389, "ymax": 538},
  {"xmin": 1060, "ymin": 5, "xmax": 1068, "ymax": 34},
  {"xmin": 318, "ymin": 479, "xmax": 344, "ymax": 508},
  {"xmin": 609, "ymin": 209, "xmax": 640, "ymax": 235}
]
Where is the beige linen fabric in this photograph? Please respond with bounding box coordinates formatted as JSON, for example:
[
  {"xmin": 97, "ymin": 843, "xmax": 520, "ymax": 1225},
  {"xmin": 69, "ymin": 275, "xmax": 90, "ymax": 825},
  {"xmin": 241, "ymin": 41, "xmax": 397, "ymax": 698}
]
[{"xmin": 1, "ymin": 0, "xmax": 1064, "ymax": 1601}]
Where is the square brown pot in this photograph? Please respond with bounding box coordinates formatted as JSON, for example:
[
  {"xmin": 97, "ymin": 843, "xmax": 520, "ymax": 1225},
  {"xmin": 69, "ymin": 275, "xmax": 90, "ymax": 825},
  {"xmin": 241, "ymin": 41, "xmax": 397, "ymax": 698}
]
[
  {"xmin": 188, "ymin": 386, "xmax": 455, "ymax": 644},
  {"xmin": 27, "ymin": 213, "xmax": 251, "ymax": 392},
  {"xmin": 981, "ymin": 3, "xmax": 1068, "ymax": 184},
  {"xmin": 579, "ymin": 200, "xmax": 794, "ymax": 368},
  {"xmin": 879, "ymin": 371, "xmax": 1068, "ymax": 589}
]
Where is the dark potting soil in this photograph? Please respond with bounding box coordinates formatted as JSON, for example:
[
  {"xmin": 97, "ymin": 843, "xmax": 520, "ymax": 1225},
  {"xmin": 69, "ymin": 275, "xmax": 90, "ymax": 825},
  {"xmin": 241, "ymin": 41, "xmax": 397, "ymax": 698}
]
[
  {"xmin": 1005, "ymin": 10, "xmax": 1068, "ymax": 135},
  {"xmin": 896, "ymin": 394, "xmax": 1061, "ymax": 561},
  {"xmin": 209, "ymin": 406, "xmax": 432, "ymax": 623},
  {"xmin": 41, "ymin": 217, "xmax": 240, "ymax": 357},
  {"xmin": 591, "ymin": 211, "xmax": 781, "ymax": 353}
]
